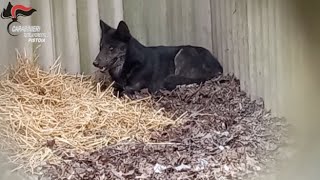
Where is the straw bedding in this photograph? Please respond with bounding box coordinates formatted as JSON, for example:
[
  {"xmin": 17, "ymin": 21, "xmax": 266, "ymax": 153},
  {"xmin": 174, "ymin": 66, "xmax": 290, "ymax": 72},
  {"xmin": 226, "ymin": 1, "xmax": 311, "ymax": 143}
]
[
  {"xmin": 42, "ymin": 75, "xmax": 293, "ymax": 179},
  {"xmin": 0, "ymin": 52, "xmax": 181, "ymax": 173}
]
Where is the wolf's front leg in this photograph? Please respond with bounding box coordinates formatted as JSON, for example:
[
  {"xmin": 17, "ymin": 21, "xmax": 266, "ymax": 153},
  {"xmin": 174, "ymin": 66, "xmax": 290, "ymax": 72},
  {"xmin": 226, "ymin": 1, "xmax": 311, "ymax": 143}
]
[
  {"xmin": 113, "ymin": 86, "xmax": 124, "ymax": 97},
  {"xmin": 122, "ymin": 81, "xmax": 145, "ymax": 99},
  {"xmin": 147, "ymin": 81, "xmax": 163, "ymax": 96}
]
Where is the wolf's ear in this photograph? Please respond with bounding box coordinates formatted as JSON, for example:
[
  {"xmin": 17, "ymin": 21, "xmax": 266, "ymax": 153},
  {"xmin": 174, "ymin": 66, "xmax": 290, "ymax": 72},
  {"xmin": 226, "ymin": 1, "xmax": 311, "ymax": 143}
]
[
  {"xmin": 115, "ymin": 21, "xmax": 131, "ymax": 42},
  {"xmin": 100, "ymin": 19, "xmax": 112, "ymax": 33}
]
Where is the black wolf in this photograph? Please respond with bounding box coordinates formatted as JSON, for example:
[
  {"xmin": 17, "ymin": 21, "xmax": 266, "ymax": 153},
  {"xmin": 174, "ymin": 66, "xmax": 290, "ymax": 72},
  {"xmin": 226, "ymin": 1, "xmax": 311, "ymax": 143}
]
[
  {"xmin": 93, "ymin": 20, "xmax": 223, "ymax": 96},
  {"xmin": 93, "ymin": 20, "xmax": 127, "ymax": 94}
]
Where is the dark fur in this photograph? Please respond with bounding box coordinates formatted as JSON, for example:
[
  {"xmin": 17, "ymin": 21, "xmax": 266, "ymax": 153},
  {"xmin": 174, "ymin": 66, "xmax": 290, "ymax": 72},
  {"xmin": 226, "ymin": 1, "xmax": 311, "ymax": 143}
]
[
  {"xmin": 93, "ymin": 20, "xmax": 223, "ymax": 96},
  {"xmin": 93, "ymin": 20, "xmax": 127, "ymax": 93}
]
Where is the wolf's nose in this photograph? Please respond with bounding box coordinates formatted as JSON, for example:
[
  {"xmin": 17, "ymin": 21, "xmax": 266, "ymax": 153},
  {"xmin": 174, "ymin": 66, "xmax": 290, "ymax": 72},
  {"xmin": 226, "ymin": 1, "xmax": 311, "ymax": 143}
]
[{"xmin": 93, "ymin": 61, "xmax": 99, "ymax": 67}]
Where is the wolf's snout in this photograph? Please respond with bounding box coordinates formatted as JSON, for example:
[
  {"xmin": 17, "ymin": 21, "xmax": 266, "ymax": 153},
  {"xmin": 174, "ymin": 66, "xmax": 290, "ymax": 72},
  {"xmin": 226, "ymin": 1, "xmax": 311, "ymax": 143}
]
[{"xmin": 93, "ymin": 61, "xmax": 99, "ymax": 67}]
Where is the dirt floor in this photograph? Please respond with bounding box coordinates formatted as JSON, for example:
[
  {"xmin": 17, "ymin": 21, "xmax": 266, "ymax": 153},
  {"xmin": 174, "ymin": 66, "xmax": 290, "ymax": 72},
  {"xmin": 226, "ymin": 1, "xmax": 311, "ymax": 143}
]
[{"xmin": 34, "ymin": 75, "xmax": 293, "ymax": 179}]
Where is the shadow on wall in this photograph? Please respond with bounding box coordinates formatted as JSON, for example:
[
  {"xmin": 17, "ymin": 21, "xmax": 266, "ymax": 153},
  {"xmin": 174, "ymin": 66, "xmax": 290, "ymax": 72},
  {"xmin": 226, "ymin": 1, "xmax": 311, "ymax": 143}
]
[{"xmin": 276, "ymin": 0, "xmax": 320, "ymax": 180}]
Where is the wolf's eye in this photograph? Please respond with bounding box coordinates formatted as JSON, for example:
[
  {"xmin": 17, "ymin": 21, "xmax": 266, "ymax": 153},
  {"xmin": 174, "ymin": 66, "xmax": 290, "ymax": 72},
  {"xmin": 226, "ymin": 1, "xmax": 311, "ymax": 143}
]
[{"xmin": 109, "ymin": 47, "xmax": 114, "ymax": 51}]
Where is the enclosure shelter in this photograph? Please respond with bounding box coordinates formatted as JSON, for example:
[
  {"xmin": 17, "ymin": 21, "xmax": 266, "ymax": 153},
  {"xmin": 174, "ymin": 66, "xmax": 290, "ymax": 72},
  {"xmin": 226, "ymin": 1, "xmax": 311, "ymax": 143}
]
[
  {"xmin": 0, "ymin": 0, "xmax": 319, "ymax": 179},
  {"xmin": 0, "ymin": 0, "xmax": 307, "ymax": 118}
]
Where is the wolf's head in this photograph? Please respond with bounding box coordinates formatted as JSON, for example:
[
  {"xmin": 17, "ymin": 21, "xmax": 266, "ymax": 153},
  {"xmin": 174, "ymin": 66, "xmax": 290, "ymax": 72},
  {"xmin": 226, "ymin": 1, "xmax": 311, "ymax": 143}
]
[{"xmin": 93, "ymin": 20, "xmax": 132, "ymax": 73}]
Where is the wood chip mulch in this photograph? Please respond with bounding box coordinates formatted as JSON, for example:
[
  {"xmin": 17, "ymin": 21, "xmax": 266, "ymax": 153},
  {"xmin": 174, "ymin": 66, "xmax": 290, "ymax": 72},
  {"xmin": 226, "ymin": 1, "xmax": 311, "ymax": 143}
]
[{"xmin": 40, "ymin": 75, "xmax": 294, "ymax": 180}]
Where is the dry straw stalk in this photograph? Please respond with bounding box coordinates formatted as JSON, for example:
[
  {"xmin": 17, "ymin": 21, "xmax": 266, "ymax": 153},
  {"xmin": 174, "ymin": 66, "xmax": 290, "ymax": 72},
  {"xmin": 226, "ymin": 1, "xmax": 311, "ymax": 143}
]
[{"xmin": 0, "ymin": 49, "xmax": 180, "ymax": 173}]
